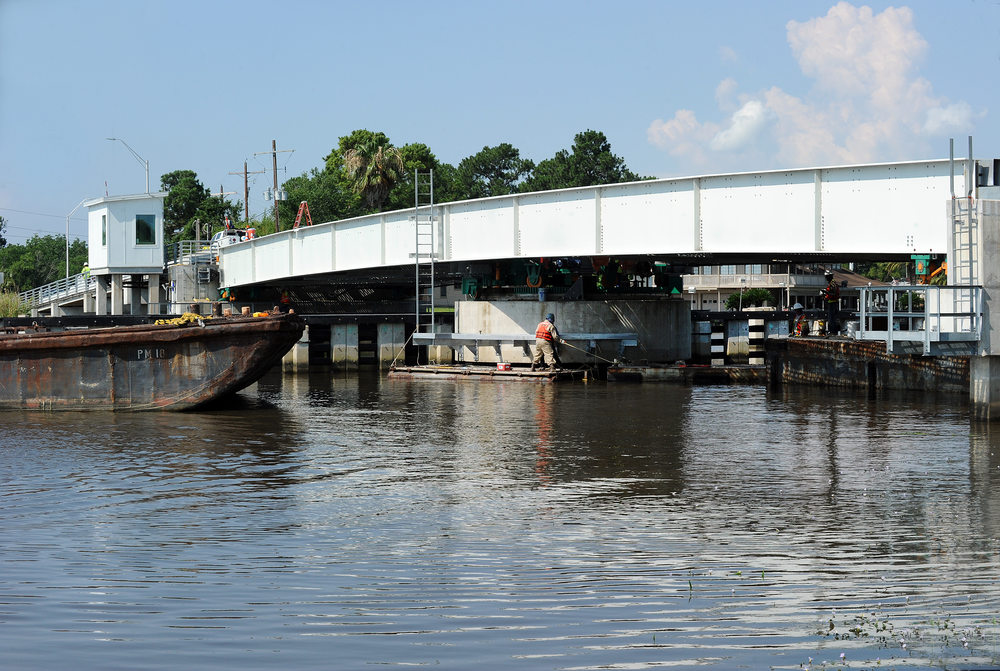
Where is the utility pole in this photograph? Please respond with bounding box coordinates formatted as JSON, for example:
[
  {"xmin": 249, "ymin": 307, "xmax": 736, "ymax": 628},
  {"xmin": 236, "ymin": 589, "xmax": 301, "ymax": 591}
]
[
  {"xmin": 210, "ymin": 187, "xmax": 237, "ymax": 238},
  {"xmin": 254, "ymin": 139, "xmax": 293, "ymax": 231},
  {"xmin": 229, "ymin": 161, "xmax": 266, "ymax": 224}
]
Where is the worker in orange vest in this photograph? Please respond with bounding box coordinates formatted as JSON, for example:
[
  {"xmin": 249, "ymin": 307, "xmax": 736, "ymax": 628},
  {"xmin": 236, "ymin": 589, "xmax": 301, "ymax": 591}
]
[
  {"xmin": 531, "ymin": 313, "xmax": 565, "ymax": 372},
  {"xmin": 821, "ymin": 271, "xmax": 840, "ymax": 335}
]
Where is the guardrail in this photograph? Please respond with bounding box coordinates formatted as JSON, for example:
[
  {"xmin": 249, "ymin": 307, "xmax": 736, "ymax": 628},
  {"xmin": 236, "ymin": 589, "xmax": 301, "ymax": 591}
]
[
  {"xmin": 857, "ymin": 285, "xmax": 982, "ymax": 355},
  {"xmin": 166, "ymin": 240, "xmax": 214, "ymax": 265},
  {"xmin": 18, "ymin": 273, "xmax": 95, "ymax": 306},
  {"xmin": 413, "ymin": 332, "xmax": 639, "ymax": 362}
]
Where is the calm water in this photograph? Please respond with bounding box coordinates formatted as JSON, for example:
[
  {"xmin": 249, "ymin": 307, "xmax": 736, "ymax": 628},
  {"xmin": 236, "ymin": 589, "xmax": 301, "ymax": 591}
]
[{"xmin": 2, "ymin": 372, "xmax": 999, "ymax": 671}]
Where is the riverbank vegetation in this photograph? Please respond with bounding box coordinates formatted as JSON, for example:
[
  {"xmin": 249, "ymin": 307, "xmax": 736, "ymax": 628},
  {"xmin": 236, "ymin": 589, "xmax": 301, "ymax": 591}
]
[{"xmin": 0, "ymin": 291, "xmax": 28, "ymax": 317}]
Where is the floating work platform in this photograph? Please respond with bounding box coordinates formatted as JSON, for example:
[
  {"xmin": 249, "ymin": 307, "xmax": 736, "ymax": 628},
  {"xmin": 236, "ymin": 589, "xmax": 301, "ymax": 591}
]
[
  {"xmin": 387, "ymin": 364, "xmax": 586, "ymax": 383},
  {"xmin": 608, "ymin": 364, "xmax": 767, "ymax": 384}
]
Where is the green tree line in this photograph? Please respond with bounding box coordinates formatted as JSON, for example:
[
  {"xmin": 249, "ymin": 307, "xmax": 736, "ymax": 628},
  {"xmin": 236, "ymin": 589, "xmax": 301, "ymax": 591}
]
[
  {"xmin": 0, "ymin": 216, "xmax": 88, "ymax": 293},
  {"xmin": 162, "ymin": 128, "xmax": 647, "ymax": 243}
]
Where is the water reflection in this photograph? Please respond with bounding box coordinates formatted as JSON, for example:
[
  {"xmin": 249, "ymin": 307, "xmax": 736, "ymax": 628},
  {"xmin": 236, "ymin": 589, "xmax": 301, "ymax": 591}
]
[{"xmin": 2, "ymin": 373, "xmax": 998, "ymax": 671}]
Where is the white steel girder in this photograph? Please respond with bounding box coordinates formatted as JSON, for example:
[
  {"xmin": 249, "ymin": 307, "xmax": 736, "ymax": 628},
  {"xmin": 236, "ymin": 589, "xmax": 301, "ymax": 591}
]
[{"xmin": 220, "ymin": 158, "xmax": 974, "ymax": 287}]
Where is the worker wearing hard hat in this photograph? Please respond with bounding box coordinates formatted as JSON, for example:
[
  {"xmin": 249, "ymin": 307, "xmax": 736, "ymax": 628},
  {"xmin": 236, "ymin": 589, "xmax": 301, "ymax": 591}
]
[
  {"xmin": 531, "ymin": 313, "xmax": 565, "ymax": 372},
  {"xmin": 791, "ymin": 303, "xmax": 809, "ymax": 337}
]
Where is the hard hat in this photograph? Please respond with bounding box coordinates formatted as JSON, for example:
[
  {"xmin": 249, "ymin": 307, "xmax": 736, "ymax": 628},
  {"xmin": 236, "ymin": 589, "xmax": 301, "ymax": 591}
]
[
  {"xmin": 545, "ymin": 313, "xmax": 555, "ymax": 322},
  {"xmin": 824, "ymin": 271, "xmax": 834, "ymax": 278},
  {"xmin": 793, "ymin": 302, "xmax": 803, "ymax": 310}
]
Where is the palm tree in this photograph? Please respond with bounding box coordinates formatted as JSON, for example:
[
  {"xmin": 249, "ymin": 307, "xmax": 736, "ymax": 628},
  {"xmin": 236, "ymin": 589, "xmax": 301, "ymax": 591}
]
[{"xmin": 343, "ymin": 140, "xmax": 405, "ymax": 211}]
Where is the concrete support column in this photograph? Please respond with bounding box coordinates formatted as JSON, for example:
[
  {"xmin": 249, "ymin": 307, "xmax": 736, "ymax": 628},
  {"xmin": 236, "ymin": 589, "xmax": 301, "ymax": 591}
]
[
  {"xmin": 377, "ymin": 323, "xmax": 405, "ymax": 369},
  {"xmin": 129, "ymin": 274, "xmax": 142, "ymax": 315},
  {"xmin": 83, "ymin": 284, "xmax": 95, "ymax": 313},
  {"xmin": 971, "ymin": 200, "xmax": 1000, "ymax": 420},
  {"xmin": 971, "ymin": 356, "xmax": 1000, "ymax": 420},
  {"xmin": 48, "ymin": 301, "xmax": 62, "ymax": 317},
  {"xmin": 95, "ymin": 276, "xmax": 109, "ymax": 315},
  {"xmin": 282, "ymin": 325, "xmax": 310, "ymax": 374},
  {"xmin": 748, "ymin": 318, "xmax": 765, "ymax": 366},
  {"xmin": 148, "ymin": 274, "xmax": 161, "ymax": 315},
  {"xmin": 111, "ymin": 274, "xmax": 124, "ymax": 315},
  {"xmin": 692, "ymin": 320, "xmax": 711, "ymax": 362},
  {"xmin": 331, "ymin": 324, "xmax": 359, "ymax": 370},
  {"xmin": 710, "ymin": 325, "xmax": 725, "ymax": 367},
  {"xmin": 428, "ymin": 322, "xmax": 454, "ymax": 365}
]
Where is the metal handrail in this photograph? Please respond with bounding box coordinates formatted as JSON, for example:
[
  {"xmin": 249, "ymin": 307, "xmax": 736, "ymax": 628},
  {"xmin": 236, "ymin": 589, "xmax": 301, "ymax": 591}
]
[
  {"xmin": 857, "ymin": 284, "xmax": 982, "ymax": 354},
  {"xmin": 18, "ymin": 273, "xmax": 96, "ymax": 305},
  {"xmin": 166, "ymin": 240, "xmax": 214, "ymax": 265}
]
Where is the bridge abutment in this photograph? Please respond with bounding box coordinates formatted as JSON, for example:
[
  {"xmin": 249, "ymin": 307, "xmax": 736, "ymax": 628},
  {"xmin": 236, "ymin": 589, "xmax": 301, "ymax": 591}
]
[{"xmin": 969, "ymin": 199, "xmax": 1000, "ymax": 419}]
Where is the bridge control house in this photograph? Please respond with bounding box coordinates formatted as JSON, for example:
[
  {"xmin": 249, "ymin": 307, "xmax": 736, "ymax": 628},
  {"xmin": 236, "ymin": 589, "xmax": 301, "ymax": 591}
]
[{"xmin": 85, "ymin": 192, "xmax": 167, "ymax": 315}]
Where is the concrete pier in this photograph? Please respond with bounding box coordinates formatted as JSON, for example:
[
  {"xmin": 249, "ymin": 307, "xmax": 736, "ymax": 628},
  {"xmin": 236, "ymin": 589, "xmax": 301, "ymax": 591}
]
[{"xmin": 963, "ymin": 199, "xmax": 1000, "ymax": 419}]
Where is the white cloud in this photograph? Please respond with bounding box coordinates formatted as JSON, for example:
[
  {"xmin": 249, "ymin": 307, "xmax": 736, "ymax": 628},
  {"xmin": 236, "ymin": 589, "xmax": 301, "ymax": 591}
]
[
  {"xmin": 715, "ymin": 78, "xmax": 739, "ymax": 112},
  {"xmin": 648, "ymin": 110, "xmax": 718, "ymax": 165},
  {"xmin": 710, "ymin": 100, "xmax": 769, "ymax": 151},
  {"xmin": 648, "ymin": 1, "xmax": 978, "ymax": 170},
  {"xmin": 924, "ymin": 102, "xmax": 974, "ymax": 135}
]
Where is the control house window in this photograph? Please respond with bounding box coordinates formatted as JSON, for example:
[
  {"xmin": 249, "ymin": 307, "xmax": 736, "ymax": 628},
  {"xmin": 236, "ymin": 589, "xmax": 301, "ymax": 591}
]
[
  {"xmin": 101, "ymin": 215, "xmax": 107, "ymax": 246},
  {"xmin": 135, "ymin": 214, "xmax": 155, "ymax": 245}
]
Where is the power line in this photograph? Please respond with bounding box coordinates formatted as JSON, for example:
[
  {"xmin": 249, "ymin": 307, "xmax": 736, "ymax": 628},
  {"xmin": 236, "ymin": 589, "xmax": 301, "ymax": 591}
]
[{"xmin": 0, "ymin": 206, "xmax": 87, "ymax": 222}]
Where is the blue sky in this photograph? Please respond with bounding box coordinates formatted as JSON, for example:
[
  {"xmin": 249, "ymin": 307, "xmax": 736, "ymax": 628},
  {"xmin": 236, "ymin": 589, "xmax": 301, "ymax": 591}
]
[{"xmin": 1, "ymin": 0, "xmax": 998, "ymax": 245}]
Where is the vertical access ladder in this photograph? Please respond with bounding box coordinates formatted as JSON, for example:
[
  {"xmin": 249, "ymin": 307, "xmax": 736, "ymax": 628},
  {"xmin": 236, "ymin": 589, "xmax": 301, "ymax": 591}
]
[
  {"xmin": 949, "ymin": 195, "xmax": 979, "ymax": 333},
  {"xmin": 413, "ymin": 170, "xmax": 436, "ymax": 334}
]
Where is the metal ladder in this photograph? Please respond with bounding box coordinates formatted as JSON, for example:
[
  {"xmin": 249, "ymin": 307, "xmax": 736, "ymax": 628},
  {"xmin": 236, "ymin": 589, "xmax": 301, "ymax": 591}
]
[
  {"xmin": 412, "ymin": 170, "xmax": 436, "ymax": 334},
  {"xmin": 949, "ymin": 196, "xmax": 979, "ymax": 331}
]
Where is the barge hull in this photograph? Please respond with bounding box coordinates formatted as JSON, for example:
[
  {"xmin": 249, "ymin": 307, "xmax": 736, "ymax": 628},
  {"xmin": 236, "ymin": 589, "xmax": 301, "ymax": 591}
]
[{"xmin": 0, "ymin": 314, "xmax": 304, "ymax": 411}]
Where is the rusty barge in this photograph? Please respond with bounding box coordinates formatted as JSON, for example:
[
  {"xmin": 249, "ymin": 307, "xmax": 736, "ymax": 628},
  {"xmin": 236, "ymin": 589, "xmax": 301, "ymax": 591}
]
[{"xmin": 0, "ymin": 312, "xmax": 304, "ymax": 411}]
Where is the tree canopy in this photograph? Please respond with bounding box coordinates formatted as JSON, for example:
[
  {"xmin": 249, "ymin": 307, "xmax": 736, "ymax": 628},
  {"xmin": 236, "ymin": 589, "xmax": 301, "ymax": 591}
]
[
  {"xmin": 342, "ymin": 132, "xmax": 406, "ymax": 211},
  {"xmin": 522, "ymin": 130, "xmax": 643, "ymax": 192},
  {"xmin": 162, "ymin": 169, "xmax": 241, "ymax": 243},
  {"xmin": 454, "ymin": 143, "xmax": 534, "ymax": 200},
  {"xmin": 164, "ymin": 127, "xmax": 644, "ymax": 238},
  {"xmin": 0, "ymin": 234, "xmax": 87, "ymax": 291},
  {"xmin": 0, "ymin": 215, "xmax": 8, "ymax": 248}
]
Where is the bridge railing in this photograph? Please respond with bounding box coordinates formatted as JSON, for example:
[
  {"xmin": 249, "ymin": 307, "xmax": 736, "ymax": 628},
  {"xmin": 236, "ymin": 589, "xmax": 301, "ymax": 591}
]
[
  {"xmin": 166, "ymin": 240, "xmax": 213, "ymax": 265},
  {"xmin": 18, "ymin": 273, "xmax": 95, "ymax": 306},
  {"xmin": 857, "ymin": 285, "xmax": 982, "ymax": 354}
]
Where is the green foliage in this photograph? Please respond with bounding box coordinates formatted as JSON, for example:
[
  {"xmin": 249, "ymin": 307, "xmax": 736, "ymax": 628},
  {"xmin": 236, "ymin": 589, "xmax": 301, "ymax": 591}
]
[
  {"xmin": 857, "ymin": 261, "xmax": 909, "ymax": 283},
  {"xmin": 386, "ymin": 143, "xmax": 458, "ymax": 211},
  {"xmin": 161, "ymin": 169, "xmax": 241, "ymax": 243},
  {"xmin": 263, "ymin": 126, "xmax": 644, "ymax": 228},
  {"xmin": 0, "ymin": 291, "xmax": 27, "ymax": 317},
  {"xmin": 521, "ymin": 129, "xmax": 642, "ymax": 192},
  {"xmin": 278, "ymin": 167, "xmax": 356, "ymax": 226},
  {"xmin": 724, "ymin": 287, "xmax": 775, "ymax": 310},
  {"xmin": 344, "ymin": 143, "xmax": 404, "ymax": 212},
  {"xmin": 0, "ymin": 214, "xmax": 7, "ymax": 248},
  {"xmin": 454, "ymin": 143, "xmax": 534, "ymax": 199},
  {"xmin": 0, "ymin": 234, "xmax": 87, "ymax": 291}
]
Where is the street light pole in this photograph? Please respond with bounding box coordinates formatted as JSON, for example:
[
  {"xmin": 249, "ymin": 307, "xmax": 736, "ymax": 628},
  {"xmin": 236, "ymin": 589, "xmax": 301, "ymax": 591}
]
[
  {"xmin": 106, "ymin": 137, "xmax": 149, "ymax": 194},
  {"xmin": 66, "ymin": 197, "xmax": 89, "ymax": 278}
]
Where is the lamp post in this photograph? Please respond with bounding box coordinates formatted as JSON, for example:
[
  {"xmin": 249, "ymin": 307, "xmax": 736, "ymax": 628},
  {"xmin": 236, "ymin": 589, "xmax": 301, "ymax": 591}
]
[
  {"xmin": 106, "ymin": 137, "xmax": 149, "ymax": 194},
  {"xmin": 66, "ymin": 197, "xmax": 89, "ymax": 278}
]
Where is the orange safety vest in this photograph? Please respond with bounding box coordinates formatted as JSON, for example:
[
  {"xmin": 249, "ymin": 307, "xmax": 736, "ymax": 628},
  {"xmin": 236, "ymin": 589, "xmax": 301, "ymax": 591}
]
[{"xmin": 535, "ymin": 320, "xmax": 554, "ymax": 341}]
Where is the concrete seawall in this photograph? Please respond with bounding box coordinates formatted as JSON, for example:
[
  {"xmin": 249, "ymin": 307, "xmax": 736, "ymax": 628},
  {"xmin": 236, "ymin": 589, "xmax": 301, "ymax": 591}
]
[{"xmin": 766, "ymin": 336, "xmax": 968, "ymax": 393}]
